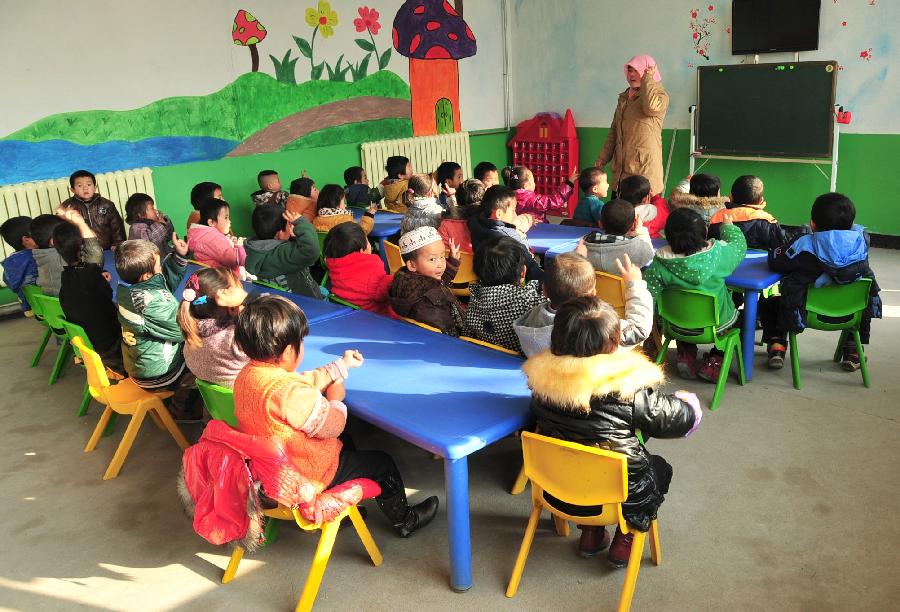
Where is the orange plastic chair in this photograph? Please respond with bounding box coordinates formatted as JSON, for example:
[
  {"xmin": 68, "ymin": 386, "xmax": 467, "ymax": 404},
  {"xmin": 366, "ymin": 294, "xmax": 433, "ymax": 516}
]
[
  {"xmin": 459, "ymin": 336, "xmax": 520, "ymax": 356},
  {"xmin": 506, "ymin": 432, "xmax": 660, "ymax": 612},
  {"xmin": 596, "ymin": 271, "xmax": 627, "ymax": 318},
  {"xmin": 384, "ymin": 240, "xmax": 404, "ymax": 274},
  {"xmin": 223, "ymin": 503, "xmax": 382, "ymax": 612},
  {"xmin": 74, "ymin": 337, "xmax": 189, "ymax": 480}
]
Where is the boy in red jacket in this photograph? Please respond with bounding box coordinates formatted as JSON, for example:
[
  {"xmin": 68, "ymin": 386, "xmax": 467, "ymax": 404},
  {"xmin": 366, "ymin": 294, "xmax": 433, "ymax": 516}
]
[
  {"xmin": 618, "ymin": 174, "xmax": 669, "ymax": 239},
  {"xmin": 324, "ymin": 223, "xmax": 395, "ymax": 317}
]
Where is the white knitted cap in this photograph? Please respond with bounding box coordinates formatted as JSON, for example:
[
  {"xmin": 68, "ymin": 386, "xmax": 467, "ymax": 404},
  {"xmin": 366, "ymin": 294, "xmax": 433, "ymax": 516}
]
[{"xmin": 399, "ymin": 225, "xmax": 442, "ymax": 255}]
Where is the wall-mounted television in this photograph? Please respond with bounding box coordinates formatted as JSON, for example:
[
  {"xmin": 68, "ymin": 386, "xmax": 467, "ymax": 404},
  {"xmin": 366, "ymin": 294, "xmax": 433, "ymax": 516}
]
[{"xmin": 732, "ymin": 0, "xmax": 821, "ymax": 55}]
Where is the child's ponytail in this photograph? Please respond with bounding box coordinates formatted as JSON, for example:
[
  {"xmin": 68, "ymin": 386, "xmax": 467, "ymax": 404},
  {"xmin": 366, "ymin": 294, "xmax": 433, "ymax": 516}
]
[
  {"xmin": 502, "ymin": 165, "xmax": 528, "ymax": 190},
  {"xmin": 176, "ymin": 268, "xmax": 244, "ymax": 348}
]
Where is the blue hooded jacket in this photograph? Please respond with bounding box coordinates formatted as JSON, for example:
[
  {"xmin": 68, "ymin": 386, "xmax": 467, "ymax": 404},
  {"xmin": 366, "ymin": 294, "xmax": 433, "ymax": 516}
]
[{"xmin": 1, "ymin": 250, "xmax": 39, "ymax": 311}]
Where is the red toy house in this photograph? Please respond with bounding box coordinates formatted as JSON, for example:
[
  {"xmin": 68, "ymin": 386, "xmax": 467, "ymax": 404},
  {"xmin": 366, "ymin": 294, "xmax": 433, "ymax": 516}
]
[{"xmin": 509, "ymin": 109, "xmax": 579, "ymax": 216}]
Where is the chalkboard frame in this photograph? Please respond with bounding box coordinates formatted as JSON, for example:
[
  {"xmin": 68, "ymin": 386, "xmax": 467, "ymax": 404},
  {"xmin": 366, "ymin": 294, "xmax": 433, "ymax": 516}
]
[{"xmin": 696, "ymin": 61, "xmax": 837, "ymax": 159}]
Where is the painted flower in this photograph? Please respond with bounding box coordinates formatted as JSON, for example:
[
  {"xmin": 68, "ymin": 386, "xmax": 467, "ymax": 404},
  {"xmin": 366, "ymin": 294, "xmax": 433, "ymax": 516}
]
[
  {"xmin": 693, "ymin": 32, "xmax": 700, "ymax": 39},
  {"xmin": 354, "ymin": 6, "xmax": 381, "ymax": 35},
  {"xmin": 841, "ymin": 21, "xmax": 847, "ymax": 27},
  {"xmin": 306, "ymin": 1, "xmax": 339, "ymax": 37},
  {"xmin": 708, "ymin": 5, "xmax": 714, "ymax": 11},
  {"xmin": 691, "ymin": 9, "xmax": 699, "ymax": 18},
  {"xmin": 859, "ymin": 48, "xmax": 872, "ymax": 60}
]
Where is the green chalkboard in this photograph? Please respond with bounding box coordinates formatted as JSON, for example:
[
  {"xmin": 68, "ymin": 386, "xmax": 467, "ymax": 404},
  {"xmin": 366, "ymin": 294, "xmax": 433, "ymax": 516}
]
[{"xmin": 696, "ymin": 61, "xmax": 837, "ymax": 158}]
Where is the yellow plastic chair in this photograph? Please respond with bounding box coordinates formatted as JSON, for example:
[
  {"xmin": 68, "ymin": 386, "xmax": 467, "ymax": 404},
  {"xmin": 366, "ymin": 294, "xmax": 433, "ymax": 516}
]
[
  {"xmin": 384, "ymin": 240, "xmax": 404, "ymax": 274},
  {"xmin": 223, "ymin": 503, "xmax": 382, "ymax": 612},
  {"xmin": 596, "ymin": 271, "xmax": 627, "ymax": 318},
  {"xmin": 506, "ymin": 432, "xmax": 660, "ymax": 612},
  {"xmin": 459, "ymin": 336, "xmax": 520, "ymax": 356},
  {"xmin": 399, "ymin": 316, "xmax": 441, "ymax": 333},
  {"xmin": 449, "ymin": 251, "xmax": 477, "ymax": 297},
  {"xmin": 74, "ymin": 337, "xmax": 189, "ymax": 480}
]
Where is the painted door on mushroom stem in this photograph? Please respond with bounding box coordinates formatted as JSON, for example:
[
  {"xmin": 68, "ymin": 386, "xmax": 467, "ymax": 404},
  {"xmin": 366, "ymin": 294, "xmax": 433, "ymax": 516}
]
[{"xmin": 436, "ymin": 98, "xmax": 454, "ymax": 134}]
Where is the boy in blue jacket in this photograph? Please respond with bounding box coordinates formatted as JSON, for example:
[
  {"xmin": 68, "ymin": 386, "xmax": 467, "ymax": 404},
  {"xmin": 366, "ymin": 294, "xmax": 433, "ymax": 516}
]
[
  {"xmin": 0, "ymin": 216, "xmax": 39, "ymax": 312},
  {"xmin": 763, "ymin": 193, "xmax": 881, "ymax": 371}
]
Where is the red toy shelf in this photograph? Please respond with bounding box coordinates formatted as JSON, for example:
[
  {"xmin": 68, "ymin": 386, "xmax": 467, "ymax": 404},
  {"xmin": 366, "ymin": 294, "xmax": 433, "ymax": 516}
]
[{"xmin": 508, "ymin": 108, "xmax": 579, "ymax": 217}]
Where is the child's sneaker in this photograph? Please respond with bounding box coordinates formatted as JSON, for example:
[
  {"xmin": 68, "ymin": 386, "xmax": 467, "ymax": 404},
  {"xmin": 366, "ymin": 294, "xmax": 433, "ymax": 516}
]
[
  {"xmin": 607, "ymin": 526, "xmax": 634, "ymax": 568},
  {"xmin": 578, "ymin": 526, "xmax": 610, "ymax": 558},
  {"xmin": 698, "ymin": 352, "xmax": 724, "ymax": 382},
  {"xmin": 767, "ymin": 339, "xmax": 786, "ymax": 370},
  {"xmin": 841, "ymin": 342, "xmax": 862, "ymax": 371},
  {"xmin": 676, "ymin": 346, "xmax": 698, "ymax": 380}
]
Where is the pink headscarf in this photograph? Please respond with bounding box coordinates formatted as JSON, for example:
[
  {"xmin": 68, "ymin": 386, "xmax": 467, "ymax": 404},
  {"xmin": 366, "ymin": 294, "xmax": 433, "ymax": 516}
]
[{"xmin": 625, "ymin": 55, "xmax": 662, "ymax": 95}]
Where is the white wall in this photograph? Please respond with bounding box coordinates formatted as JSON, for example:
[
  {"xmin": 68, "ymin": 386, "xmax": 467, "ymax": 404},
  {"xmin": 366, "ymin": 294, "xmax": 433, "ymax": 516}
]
[
  {"xmin": 1, "ymin": 0, "xmax": 505, "ymax": 136},
  {"xmin": 508, "ymin": 0, "xmax": 898, "ymax": 134}
]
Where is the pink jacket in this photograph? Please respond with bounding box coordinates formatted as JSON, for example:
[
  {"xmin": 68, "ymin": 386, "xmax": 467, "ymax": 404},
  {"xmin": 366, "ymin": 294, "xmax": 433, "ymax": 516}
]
[
  {"xmin": 515, "ymin": 182, "xmax": 574, "ymax": 223},
  {"xmin": 187, "ymin": 224, "xmax": 246, "ymax": 273}
]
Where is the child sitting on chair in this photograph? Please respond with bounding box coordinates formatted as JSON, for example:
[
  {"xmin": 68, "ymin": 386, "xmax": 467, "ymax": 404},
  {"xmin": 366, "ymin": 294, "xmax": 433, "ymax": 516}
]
[
  {"xmin": 619, "ymin": 175, "xmax": 669, "ymax": 239},
  {"xmin": 126, "ymin": 192, "xmax": 175, "ymax": 258},
  {"xmin": 57, "ymin": 169, "xmax": 126, "ymax": 250},
  {"xmin": 178, "ymin": 268, "xmax": 249, "ymax": 388},
  {"xmin": 187, "ymin": 182, "xmax": 222, "ymax": 232},
  {"xmin": 707, "ymin": 175, "xmax": 797, "ymax": 251},
  {"xmin": 313, "ymin": 185, "xmax": 376, "ymax": 235},
  {"xmin": 251, "ymin": 169, "xmax": 289, "ymax": 208},
  {"xmin": 439, "ymin": 178, "xmax": 485, "ymax": 252},
  {"xmin": 0, "ymin": 216, "xmax": 39, "ymax": 312},
  {"xmin": 513, "ymin": 251, "xmax": 653, "ymax": 357},
  {"xmin": 400, "ymin": 174, "xmax": 443, "ymax": 235},
  {"xmin": 344, "ymin": 166, "xmax": 375, "ymax": 209},
  {"xmin": 572, "ymin": 168, "xmax": 609, "ymax": 227},
  {"xmin": 583, "ymin": 198, "xmax": 654, "ymax": 274},
  {"xmin": 644, "ymin": 208, "xmax": 746, "ymax": 382},
  {"xmin": 503, "ymin": 165, "xmax": 577, "ymax": 224},
  {"xmin": 465, "ymin": 236, "xmax": 546, "ymax": 353},
  {"xmin": 115, "ymin": 237, "xmax": 201, "ymax": 421},
  {"xmin": 468, "ymin": 186, "xmax": 543, "ymax": 282},
  {"xmin": 436, "ymin": 161, "xmax": 463, "ymax": 210},
  {"xmin": 473, "ymin": 161, "xmax": 499, "ymax": 189},
  {"xmin": 522, "ymin": 295, "xmax": 700, "ymax": 566},
  {"xmin": 187, "ymin": 198, "xmax": 246, "ymax": 276},
  {"xmin": 232, "ymin": 294, "xmax": 439, "ymax": 536},
  {"xmin": 324, "ymin": 223, "xmax": 394, "ymax": 317},
  {"xmin": 380, "ymin": 156, "xmax": 413, "ymax": 212},
  {"xmin": 32, "ymin": 211, "xmax": 102, "ymax": 297},
  {"xmin": 244, "ymin": 206, "xmax": 321, "ymax": 299},
  {"xmin": 287, "ymin": 176, "xmax": 318, "ymax": 223},
  {"xmin": 762, "ymin": 193, "xmax": 881, "ymax": 372},
  {"xmin": 388, "ymin": 226, "xmax": 465, "ymax": 336},
  {"xmin": 668, "ymin": 173, "xmax": 728, "ymax": 224}
]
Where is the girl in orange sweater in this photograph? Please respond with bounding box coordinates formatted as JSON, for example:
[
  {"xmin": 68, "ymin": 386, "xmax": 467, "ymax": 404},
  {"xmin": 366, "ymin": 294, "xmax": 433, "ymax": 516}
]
[{"xmin": 232, "ymin": 294, "xmax": 438, "ymax": 536}]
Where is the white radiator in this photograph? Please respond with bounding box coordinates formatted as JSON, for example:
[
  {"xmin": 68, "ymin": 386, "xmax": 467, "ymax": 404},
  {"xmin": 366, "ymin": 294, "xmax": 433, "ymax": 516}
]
[
  {"xmin": 0, "ymin": 167, "xmax": 155, "ymax": 280},
  {"xmin": 361, "ymin": 132, "xmax": 471, "ymax": 185}
]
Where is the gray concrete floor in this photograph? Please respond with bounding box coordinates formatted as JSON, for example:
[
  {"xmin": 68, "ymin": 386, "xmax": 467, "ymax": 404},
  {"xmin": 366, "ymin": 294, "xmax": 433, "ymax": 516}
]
[{"xmin": 1, "ymin": 248, "xmax": 899, "ymax": 612}]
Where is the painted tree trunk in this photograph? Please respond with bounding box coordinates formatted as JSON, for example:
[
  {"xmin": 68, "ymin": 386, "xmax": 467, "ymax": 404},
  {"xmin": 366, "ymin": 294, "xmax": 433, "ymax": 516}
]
[{"xmin": 250, "ymin": 44, "xmax": 260, "ymax": 72}]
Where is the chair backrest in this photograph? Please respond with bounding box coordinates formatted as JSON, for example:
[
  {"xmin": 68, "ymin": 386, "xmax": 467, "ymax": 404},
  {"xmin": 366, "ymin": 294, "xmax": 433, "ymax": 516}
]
[
  {"xmin": 31, "ymin": 294, "xmax": 66, "ymax": 330},
  {"xmin": 399, "ymin": 316, "xmax": 441, "ymax": 333},
  {"xmin": 656, "ymin": 288, "xmax": 719, "ymax": 344},
  {"xmin": 460, "ymin": 336, "xmax": 521, "ymax": 356},
  {"xmin": 196, "ymin": 379, "xmax": 238, "ymax": 427},
  {"xmin": 805, "ymin": 279, "xmax": 872, "ymax": 330},
  {"xmin": 384, "ymin": 240, "xmax": 404, "ymax": 274},
  {"xmin": 521, "ymin": 431, "xmax": 628, "ymax": 512},
  {"xmin": 72, "ymin": 336, "xmax": 110, "ymax": 396},
  {"xmin": 21, "ymin": 285, "xmax": 46, "ymax": 318},
  {"xmin": 328, "ymin": 294, "xmax": 361, "ymax": 309},
  {"xmin": 60, "ymin": 320, "xmax": 94, "ymax": 359},
  {"xmin": 595, "ymin": 272, "xmax": 627, "ymax": 318},
  {"xmin": 448, "ymin": 250, "xmax": 477, "ymax": 297}
]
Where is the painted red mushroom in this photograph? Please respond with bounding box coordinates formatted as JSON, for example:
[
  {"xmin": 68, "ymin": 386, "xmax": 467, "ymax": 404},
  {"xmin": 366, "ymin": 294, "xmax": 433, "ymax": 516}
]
[
  {"xmin": 392, "ymin": 0, "xmax": 476, "ymax": 136},
  {"xmin": 232, "ymin": 10, "xmax": 268, "ymax": 72}
]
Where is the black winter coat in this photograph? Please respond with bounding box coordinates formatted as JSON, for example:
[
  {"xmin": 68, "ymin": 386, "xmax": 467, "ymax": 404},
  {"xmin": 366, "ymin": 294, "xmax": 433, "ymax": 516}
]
[
  {"xmin": 523, "ymin": 350, "xmax": 698, "ymax": 531},
  {"xmin": 467, "ymin": 216, "xmax": 544, "ymax": 282},
  {"xmin": 59, "ymin": 263, "xmax": 121, "ymax": 354},
  {"xmin": 388, "ymin": 257, "xmax": 466, "ymax": 336},
  {"xmin": 707, "ymin": 202, "xmax": 803, "ymax": 251}
]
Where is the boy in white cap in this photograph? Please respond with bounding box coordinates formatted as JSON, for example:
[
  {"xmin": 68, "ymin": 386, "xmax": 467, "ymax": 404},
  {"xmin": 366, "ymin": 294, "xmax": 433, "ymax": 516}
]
[{"xmin": 388, "ymin": 226, "xmax": 466, "ymax": 336}]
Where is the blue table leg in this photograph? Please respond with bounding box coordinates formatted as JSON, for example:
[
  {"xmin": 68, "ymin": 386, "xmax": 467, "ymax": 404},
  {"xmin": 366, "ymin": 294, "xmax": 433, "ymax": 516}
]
[
  {"xmin": 742, "ymin": 290, "xmax": 760, "ymax": 381},
  {"xmin": 444, "ymin": 456, "xmax": 472, "ymax": 592}
]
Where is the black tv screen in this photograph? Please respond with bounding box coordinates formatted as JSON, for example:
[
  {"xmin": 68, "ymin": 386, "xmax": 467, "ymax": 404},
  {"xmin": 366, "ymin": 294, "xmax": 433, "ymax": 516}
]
[{"xmin": 732, "ymin": 0, "xmax": 821, "ymax": 55}]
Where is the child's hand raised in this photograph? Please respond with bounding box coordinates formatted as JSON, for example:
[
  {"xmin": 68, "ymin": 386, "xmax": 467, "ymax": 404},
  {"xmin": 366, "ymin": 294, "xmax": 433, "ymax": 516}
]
[
  {"xmin": 366, "ymin": 202, "xmax": 378, "ymax": 214},
  {"xmin": 569, "ymin": 166, "xmax": 579, "ymax": 183},
  {"xmin": 172, "ymin": 233, "xmax": 189, "ymax": 256},
  {"xmin": 56, "ymin": 207, "xmax": 86, "ymax": 225},
  {"xmin": 448, "ymin": 237, "xmax": 461, "ymax": 261},
  {"xmin": 341, "ymin": 349, "xmax": 364, "ymax": 369},
  {"xmin": 615, "ymin": 253, "xmax": 642, "ymax": 283},
  {"xmin": 282, "ymin": 210, "xmax": 301, "ymax": 225},
  {"xmin": 722, "ymin": 213, "xmax": 734, "ymax": 225}
]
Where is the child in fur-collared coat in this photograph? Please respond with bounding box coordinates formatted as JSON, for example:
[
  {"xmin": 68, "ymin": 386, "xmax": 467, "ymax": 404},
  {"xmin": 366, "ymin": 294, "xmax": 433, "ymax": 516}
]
[{"xmin": 523, "ymin": 296, "xmax": 701, "ymax": 568}]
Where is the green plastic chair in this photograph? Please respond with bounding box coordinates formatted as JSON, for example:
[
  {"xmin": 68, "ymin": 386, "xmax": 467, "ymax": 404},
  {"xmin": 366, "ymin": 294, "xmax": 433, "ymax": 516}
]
[
  {"xmin": 21, "ymin": 285, "xmax": 53, "ymax": 367},
  {"xmin": 194, "ymin": 379, "xmax": 280, "ymax": 545},
  {"xmin": 317, "ymin": 231, "xmax": 330, "ymax": 288},
  {"xmin": 789, "ymin": 279, "xmax": 872, "ymax": 390},
  {"xmin": 29, "ymin": 294, "xmax": 73, "ymax": 385},
  {"xmin": 252, "ymin": 279, "xmax": 285, "ymax": 292},
  {"xmin": 328, "ymin": 294, "xmax": 361, "ymax": 309},
  {"xmin": 654, "ymin": 288, "xmax": 745, "ymax": 410}
]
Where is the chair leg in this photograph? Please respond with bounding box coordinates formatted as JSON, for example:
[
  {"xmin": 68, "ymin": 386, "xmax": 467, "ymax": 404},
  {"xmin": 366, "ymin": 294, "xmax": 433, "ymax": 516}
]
[
  {"xmin": 552, "ymin": 515, "xmax": 570, "ymax": 537},
  {"xmin": 30, "ymin": 328, "xmax": 52, "ymax": 367},
  {"xmin": 347, "ymin": 505, "xmax": 383, "ymax": 566},
  {"xmin": 103, "ymin": 408, "xmax": 148, "ymax": 480},
  {"xmin": 84, "ymin": 406, "xmax": 114, "ymax": 453},
  {"xmin": 510, "ymin": 465, "xmax": 528, "ymax": 495},
  {"xmin": 617, "ymin": 530, "xmax": 647, "ymax": 612},
  {"xmin": 734, "ymin": 337, "xmax": 746, "ymax": 386},
  {"xmin": 709, "ymin": 343, "xmax": 735, "ymax": 411},
  {"xmin": 153, "ymin": 404, "xmax": 190, "ymax": 449},
  {"xmin": 222, "ymin": 546, "xmax": 245, "ymax": 584},
  {"xmin": 648, "ymin": 520, "xmax": 661, "ymax": 566},
  {"xmin": 295, "ymin": 519, "xmax": 341, "ymax": 612},
  {"xmin": 853, "ymin": 331, "xmax": 871, "ymax": 388},
  {"xmin": 789, "ymin": 332, "xmax": 801, "ymax": 391},
  {"xmin": 833, "ymin": 329, "xmax": 849, "ymax": 363},
  {"xmin": 506, "ymin": 505, "xmax": 542, "ymax": 598},
  {"xmin": 77, "ymin": 383, "xmax": 92, "ymax": 417},
  {"xmin": 654, "ymin": 337, "xmax": 671, "ymax": 365},
  {"xmin": 48, "ymin": 339, "xmax": 73, "ymax": 385}
]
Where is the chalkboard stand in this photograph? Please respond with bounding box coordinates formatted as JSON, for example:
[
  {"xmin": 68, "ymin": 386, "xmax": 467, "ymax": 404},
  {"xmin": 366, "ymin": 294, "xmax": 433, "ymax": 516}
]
[{"xmin": 688, "ymin": 105, "xmax": 840, "ymax": 192}]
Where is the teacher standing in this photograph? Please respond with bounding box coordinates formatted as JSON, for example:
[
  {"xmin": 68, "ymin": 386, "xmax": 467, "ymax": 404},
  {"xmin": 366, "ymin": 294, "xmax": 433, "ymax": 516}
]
[{"xmin": 595, "ymin": 55, "xmax": 669, "ymax": 196}]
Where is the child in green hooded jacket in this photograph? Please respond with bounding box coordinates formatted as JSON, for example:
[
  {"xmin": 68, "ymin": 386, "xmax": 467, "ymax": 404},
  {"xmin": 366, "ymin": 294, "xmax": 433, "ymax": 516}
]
[{"xmin": 644, "ymin": 208, "xmax": 747, "ymax": 382}]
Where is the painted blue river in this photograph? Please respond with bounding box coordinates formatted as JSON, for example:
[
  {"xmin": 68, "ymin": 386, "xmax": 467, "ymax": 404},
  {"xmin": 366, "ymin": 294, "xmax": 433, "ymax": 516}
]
[{"xmin": 0, "ymin": 136, "xmax": 238, "ymax": 185}]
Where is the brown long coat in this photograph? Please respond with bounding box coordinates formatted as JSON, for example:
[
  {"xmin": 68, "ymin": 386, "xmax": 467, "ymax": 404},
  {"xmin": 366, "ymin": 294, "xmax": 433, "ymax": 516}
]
[{"xmin": 596, "ymin": 71, "xmax": 669, "ymax": 195}]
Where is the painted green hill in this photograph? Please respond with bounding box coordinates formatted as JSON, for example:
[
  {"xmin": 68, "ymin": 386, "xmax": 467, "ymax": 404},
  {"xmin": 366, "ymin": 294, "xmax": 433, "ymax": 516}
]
[{"xmin": 4, "ymin": 71, "xmax": 410, "ymax": 145}]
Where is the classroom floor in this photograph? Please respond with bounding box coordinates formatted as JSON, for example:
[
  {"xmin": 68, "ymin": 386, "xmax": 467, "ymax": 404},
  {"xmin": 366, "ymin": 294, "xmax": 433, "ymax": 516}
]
[{"xmin": 1, "ymin": 248, "xmax": 898, "ymax": 612}]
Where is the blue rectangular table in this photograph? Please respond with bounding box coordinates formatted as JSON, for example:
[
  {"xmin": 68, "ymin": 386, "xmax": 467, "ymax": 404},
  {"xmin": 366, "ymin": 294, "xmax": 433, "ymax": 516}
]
[
  {"xmin": 299, "ymin": 310, "xmax": 533, "ymax": 591},
  {"xmin": 526, "ymin": 223, "xmax": 593, "ymax": 255}
]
